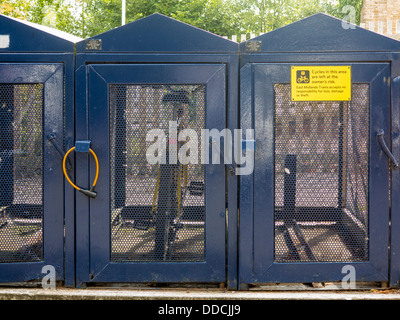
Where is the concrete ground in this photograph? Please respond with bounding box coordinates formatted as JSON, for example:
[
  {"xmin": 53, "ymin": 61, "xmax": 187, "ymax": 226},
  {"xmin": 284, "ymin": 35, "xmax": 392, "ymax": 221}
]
[{"xmin": 1, "ymin": 285, "xmax": 400, "ymax": 300}]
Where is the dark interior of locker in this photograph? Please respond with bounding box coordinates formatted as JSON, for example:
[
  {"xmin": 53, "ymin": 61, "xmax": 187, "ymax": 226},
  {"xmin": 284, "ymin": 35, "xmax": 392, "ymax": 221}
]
[
  {"xmin": 274, "ymin": 83, "xmax": 369, "ymax": 263},
  {"xmin": 109, "ymin": 84, "xmax": 207, "ymax": 263},
  {"xmin": 0, "ymin": 84, "xmax": 44, "ymax": 263}
]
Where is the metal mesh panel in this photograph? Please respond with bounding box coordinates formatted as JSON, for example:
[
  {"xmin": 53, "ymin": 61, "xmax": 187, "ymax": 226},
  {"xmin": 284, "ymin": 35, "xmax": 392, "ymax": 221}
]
[
  {"xmin": 274, "ymin": 83, "xmax": 369, "ymax": 263},
  {"xmin": 110, "ymin": 84, "xmax": 206, "ymax": 262},
  {"xmin": 0, "ymin": 84, "xmax": 43, "ymax": 263}
]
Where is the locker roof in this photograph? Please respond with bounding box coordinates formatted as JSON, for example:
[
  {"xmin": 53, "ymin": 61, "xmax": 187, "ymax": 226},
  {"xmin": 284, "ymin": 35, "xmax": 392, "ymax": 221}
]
[
  {"xmin": 0, "ymin": 14, "xmax": 81, "ymax": 53},
  {"xmin": 240, "ymin": 13, "xmax": 400, "ymax": 53},
  {"xmin": 76, "ymin": 13, "xmax": 238, "ymax": 53}
]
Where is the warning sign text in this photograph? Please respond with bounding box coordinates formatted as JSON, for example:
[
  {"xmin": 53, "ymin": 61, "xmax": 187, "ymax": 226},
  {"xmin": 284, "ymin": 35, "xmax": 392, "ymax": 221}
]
[{"xmin": 291, "ymin": 66, "xmax": 351, "ymax": 101}]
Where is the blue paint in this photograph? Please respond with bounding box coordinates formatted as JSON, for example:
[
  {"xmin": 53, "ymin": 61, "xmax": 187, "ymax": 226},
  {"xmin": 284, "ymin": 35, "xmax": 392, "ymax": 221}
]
[
  {"xmin": 75, "ymin": 13, "xmax": 239, "ymax": 288},
  {"xmin": 0, "ymin": 14, "xmax": 79, "ymax": 285},
  {"xmin": 75, "ymin": 141, "xmax": 91, "ymax": 153},
  {"xmin": 1, "ymin": 11, "xmax": 400, "ymax": 290},
  {"xmin": 239, "ymin": 13, "xmax": 400, "ymax": 288}
]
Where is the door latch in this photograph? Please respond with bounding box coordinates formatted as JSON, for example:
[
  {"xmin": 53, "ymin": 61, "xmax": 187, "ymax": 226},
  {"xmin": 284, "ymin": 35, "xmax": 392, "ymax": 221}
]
[
  {"xmin": 209, "ymin": 137, "xmax": 237, "ymax": 175},
  {"xmin": 377, "ymin": 129, "xmax": 399, "ymax": 168},
  {"xmin": 47, "ymin": 133, "xmax": 72, "ymax": 171}
]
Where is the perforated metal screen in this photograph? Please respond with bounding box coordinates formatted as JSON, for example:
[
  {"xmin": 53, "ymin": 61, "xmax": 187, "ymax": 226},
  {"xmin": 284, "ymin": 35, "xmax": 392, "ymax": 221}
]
[
  {"xmin": 0, "ymin": 84, "xmax": 43, "ymax": 263},
  {"xmin": 109, "ymin": 84, "xmax": 206, "ymax": 262},
  {"xmin": 274, "ymin": 83, "xmax": 369, "ymax": 263}
]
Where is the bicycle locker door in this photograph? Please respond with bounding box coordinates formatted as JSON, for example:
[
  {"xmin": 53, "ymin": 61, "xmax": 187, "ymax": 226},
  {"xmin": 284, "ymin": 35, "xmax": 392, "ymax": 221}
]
[
  {"xmin": 0, "ymin": 64, "xmax": 64, "ymax": 283},
  {"xmin": 85, "ymin": 63, "xmax": 226, "ymax": 283},
  {"xmin": 240, "ymin": 62, "xmax": 390, "ymax": 285}
]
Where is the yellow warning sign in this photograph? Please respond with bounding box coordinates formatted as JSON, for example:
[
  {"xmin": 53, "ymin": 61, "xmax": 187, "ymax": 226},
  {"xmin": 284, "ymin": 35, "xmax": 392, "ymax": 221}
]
[{"xmin": 291, "ymin": 66, "xmax": 351, "ymax": 101}]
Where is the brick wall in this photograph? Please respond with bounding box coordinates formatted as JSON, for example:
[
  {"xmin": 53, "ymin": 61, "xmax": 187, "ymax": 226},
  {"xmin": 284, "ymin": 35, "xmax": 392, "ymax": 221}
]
[{"xmin": 360, "ymin": 0, "xmax": 400, "ymax": 40}]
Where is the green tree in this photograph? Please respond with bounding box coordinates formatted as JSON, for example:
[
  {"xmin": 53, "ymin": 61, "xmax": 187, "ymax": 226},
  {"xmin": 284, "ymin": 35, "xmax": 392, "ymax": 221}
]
[
  {"xmin": 80, "ymin": 0, "xmax": 121, "ymax": 37},
  {"xmin": 1, "ymin": 0, "xmax": 364, "ymax": 39},
  {"xmin": 0, "ymin": 0, "xmax": 29, "ymax": 19},
  {"xmin": 1, "ymin": 0, "xmax": 79, "ymax": 35},
  {"xmin": 231, "ymin": 0, "xmax": 343, "ymax": 35},
  {"xmin": 77, "ymin": 0, "xmax": 239, "ymax": 37},
  {"xmin": 329, "ymin": 0, "xmax": 364, "ymax": 25},
  {"xmin": 30, "ymin": 0, "xmax": 77, "ymax": 34}
]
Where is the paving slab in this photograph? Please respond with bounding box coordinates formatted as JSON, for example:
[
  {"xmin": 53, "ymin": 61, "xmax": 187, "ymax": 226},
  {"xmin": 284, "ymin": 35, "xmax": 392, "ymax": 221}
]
[{"xmin": 1, "ymin": 287, "xmax": 400, "ymax": 300}]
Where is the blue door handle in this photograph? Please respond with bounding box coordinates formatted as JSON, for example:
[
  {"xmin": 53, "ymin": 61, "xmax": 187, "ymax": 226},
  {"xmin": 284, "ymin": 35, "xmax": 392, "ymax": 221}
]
[
  {"xmin": 377, "ymin": 129, "xmax": 399, "ymax": 168},
  {"xmin": 209, "ymin": 137, "xmax": 237, "ymax": 175},
  {"xmin": 48, "ymin": 133, "xmax": 73, "ymax": 171}
]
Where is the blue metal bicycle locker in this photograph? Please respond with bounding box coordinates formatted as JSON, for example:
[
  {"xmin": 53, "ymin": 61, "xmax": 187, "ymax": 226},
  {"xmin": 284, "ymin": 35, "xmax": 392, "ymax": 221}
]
[
  {"xmin": 239, "ymin": 13, "xmax": 400, "ymax": 289},
  {"xmin": 2, "ymin": 12, "xmax": 400, "ymax": 291},
  {"xmin": 0, "ymin": 14, "xmax": 79, "ymax": 284},
  {"xmin": 74, "ymin": 14, "xmax": 239, "ymax": 288}
]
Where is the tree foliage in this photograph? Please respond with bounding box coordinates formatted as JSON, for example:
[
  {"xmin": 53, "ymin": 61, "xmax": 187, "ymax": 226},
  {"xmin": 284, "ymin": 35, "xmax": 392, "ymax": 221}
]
[
  {"xmin": 0, "ymin": 0, "xmax": 364, "ymax": 38},
  {"xmin": 329, "ymin": 0, "xmax": 364, "ymax": 25},
  {"xmin": 0, "ymin": 0, "xmax": 29, "ymax": 19}
]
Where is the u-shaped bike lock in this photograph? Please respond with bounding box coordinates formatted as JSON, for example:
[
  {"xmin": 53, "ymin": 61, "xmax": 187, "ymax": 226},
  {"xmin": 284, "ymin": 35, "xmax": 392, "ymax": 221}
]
[{"xmin": 63, "ymin": 144, "xmax": 99, "ymax": 198}]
